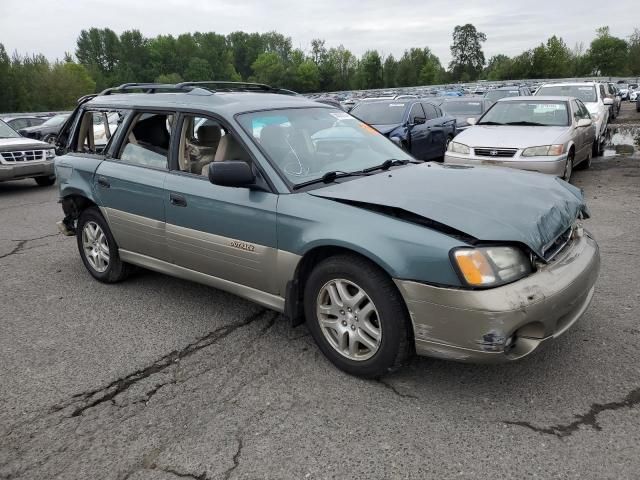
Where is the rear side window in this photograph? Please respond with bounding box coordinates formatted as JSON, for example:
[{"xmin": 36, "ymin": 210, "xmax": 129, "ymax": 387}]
[
  {"xmin": 117, "ymin": 112, "xmax": 175, "ymax": 169},
  {"xmin": 422, "ymin": 103, "xmax": 439, "ymax": 120},
  {"xmin": 74, "ymin": 110, "xmax": 124, "ymax": 155}
]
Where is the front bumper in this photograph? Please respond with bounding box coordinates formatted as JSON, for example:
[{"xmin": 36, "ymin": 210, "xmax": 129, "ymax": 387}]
[
  {"xmin": 394, "ymin": 230, "xmax": 600, "ymax": 363},
  {"xmin": 445, "ymin": 152, "xmax": 567, "ymax": 177},
  {"xmin": 0, "ymin": 160, "xmax": 55, "ymax": 182}
]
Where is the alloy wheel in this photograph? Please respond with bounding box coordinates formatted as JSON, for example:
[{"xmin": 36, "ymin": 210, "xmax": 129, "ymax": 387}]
[
  {"xmin": 316, "ymin": 279, "xmax": 381, "ymax": 361},
  {"xmin": 82, "ymin": 221, "xmax": 110, "ymax": 273}
]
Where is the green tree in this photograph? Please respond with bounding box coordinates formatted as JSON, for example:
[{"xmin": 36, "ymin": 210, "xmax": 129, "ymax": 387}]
[
  {"xmin": 357, "ymin": 50, "xmax": 383, "ymax": 89},
  {"xmin": 483, "ymin": 54, "xmax": 512, "ymax": 80},
  {"xmin": 627, "ymin": 28, "xmax": 640, "ymax": 75},
  {"xmin": 587, "ymin": 26, "xmax": 629, "ymax": 75},
  {"xmin": 449, "ymin": 24, "xmax": 487, "ymax": 81},
  {"xmin": 184, "ymin": 57, "xmax": 212, "ymax": 81},
  {"xmin": 396, "ymin": 48, "xmax": 442, "ymax": 86},
  {"xmin": 383, "ymin": 55, "xmax": 398, "ymax": 88},
  {"xmin": 155, "ymin": 72, "xmax": 183, "ymax": 84},
  {"xmin": 0, "ymin": 44, "xmax": 13, "ymax": 112},
  {"xmin": 251, "ymin": 51, "xmax": 286, "ymax": 86}
]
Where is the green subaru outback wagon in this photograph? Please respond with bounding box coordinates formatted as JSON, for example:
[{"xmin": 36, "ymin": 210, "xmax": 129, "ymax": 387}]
[{"xmin": 55, "ymin": 82, "xmax": 600, "ymax": 377}]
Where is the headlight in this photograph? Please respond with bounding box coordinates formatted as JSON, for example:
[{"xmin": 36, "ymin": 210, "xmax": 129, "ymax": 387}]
[
  {"xmin": 448, "ymin": 141, "xmax": 470, "ymax": 154},
  {"xmin": 521, "ymin": 144, "xmax": 564, "ymax": 157},
  {"xmin": 452, "ymin": 246, "xmax": 532, "ymax": 287},
  {"xmin": 45, "ymin": 149, "xmax": 55, "ymax": 159}
]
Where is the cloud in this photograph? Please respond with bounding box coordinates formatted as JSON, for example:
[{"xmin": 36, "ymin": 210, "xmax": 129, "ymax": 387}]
[{"xmin": 0, "ymin": 0, "xmax": 637, "ymax": 65}]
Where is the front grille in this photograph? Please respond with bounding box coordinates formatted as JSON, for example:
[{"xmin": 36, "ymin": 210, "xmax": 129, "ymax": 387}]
[
  {"xmin": 0, "ymin": 150, "xmax": 47, "ymax": 162},
  {"xmin": 474, "ymin": 148, "xmax": 517, "ymax": 158},
  {"xmin": 543, "ymin": 226, "xmax": 573, "ymax": 261}
]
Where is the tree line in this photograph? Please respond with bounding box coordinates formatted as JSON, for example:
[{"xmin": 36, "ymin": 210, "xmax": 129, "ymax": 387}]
[{"xmin": 0, "ymin": 24, "xmax": 639, "ymax": 113}]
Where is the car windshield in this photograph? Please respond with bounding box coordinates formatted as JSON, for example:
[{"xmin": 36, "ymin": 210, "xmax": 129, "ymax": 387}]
[
  {"xmin": 485, "ymin": 89, "xmax": 519, "ymax": 101},
  {"xmin": 0, "ymin": 120, "xmax": 20, "ymax": 138},
  {"xmin": 41, "ymin": 114, "xmax": 70, "ymax": 127},
  {"xmin": 350, "ymin": 102, "xmax": 406, "ymax": 125},
  {"xmin": 478, "ymin": 100, "xmax": 569, "ymax": 127},
  {"xmin": 537, "ymin": 85, "xmax": 597, "ymax": 103},
  {"xmin": 442, "ymin": 100, "xmax": 484, "ymax": 115},
  {"xmin": 237, "ymin": 108, "xmax": 413, "ymax": 187}
]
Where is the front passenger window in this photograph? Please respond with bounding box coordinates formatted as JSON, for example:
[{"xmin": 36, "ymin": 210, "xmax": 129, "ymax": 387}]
[
  {"xmin": 118, "ymin": 113, "xmax": 174, "ymax": 169},
  {"xmin": 177, "ymin": 115, "xmax": 252, "ymax": 176}
]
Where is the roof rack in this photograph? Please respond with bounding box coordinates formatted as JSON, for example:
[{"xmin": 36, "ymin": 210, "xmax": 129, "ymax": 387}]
[
  {"xmin": 99, "ymin": 83, "xmax": 195, "ymax": 96},
  {"xmin": 95, "ymin": 81, "xmax": 298, "ymax": 97},
  {"xmin": 176, "ymin": 81, "xmax": 287, "ymax": 93}
]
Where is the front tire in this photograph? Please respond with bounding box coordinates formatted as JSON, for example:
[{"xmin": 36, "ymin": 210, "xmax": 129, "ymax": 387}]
[
  {"xmin": 562, "ymin": 150, "xmax": 574, "ymax": 182},
  {"xmin": 303, "ymin": 254, "xmax": 411, "ymax": 378},
  {"xmin": 76, "ymin": 207, "xmax": 131, "ymax": 283},
  {"xmin": 34, "ymin": 175, "xmax": 56, "ymax": 187}
]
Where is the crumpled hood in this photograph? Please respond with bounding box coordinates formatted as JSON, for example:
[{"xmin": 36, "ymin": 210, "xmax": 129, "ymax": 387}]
[
  {"xmin": 371, "ymin": 124, "xmax": 402, "ymax": 136},
  {"xmin": 309, "ymin": 163, "xmax": 588, "ymax": 258},
  {"xmin": 457, "ymin": 125, "xmax": 569, "ymax": 149},
  {"xmin": 0, "ymin": 137, "xmax": 51, "ymax": 150}
]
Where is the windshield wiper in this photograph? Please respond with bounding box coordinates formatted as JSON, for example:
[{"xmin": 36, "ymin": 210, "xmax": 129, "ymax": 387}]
[
  {"xmin": 292, "ymin": 170, "xmax": 372, "ymax": 190},
  {"xmin": 291, "ymin": 159, "xmax": 417, "ymax": 191},
  {"xmin": 505, "ymin": 121, "xmax": 546, "ymax": 126},
  {"xmin": 477, "ymin": 121, "xmax": 504, "ymax": 125},
  {"xmin": 362, "ymin": 158, "xmax": 418, "ymax": 173}
]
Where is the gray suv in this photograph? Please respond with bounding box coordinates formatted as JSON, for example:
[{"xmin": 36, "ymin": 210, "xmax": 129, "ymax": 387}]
[{"xmin": 0, "ymin": 119, "xmax": 56, "ymax": 186}]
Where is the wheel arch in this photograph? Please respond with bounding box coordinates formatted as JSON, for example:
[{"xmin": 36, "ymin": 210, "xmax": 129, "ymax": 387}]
[
  {"xmin": 60, "ymin": 193, "xmax": 99, "ymax": 234},
  {"xmin": 284, "ymin": 243, "xmax": 400, "ymax": 327}
]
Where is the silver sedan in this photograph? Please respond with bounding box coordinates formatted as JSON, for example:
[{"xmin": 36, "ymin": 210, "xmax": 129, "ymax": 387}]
[{"xmin": 444, "ymin": 96, "xmax": 596, "ymax": 182}]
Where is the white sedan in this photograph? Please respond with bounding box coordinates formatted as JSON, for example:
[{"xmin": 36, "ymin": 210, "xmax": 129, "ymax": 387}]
[{"xmin": 444, "ymin": 96, "xmax": 596, "ymax": 182}]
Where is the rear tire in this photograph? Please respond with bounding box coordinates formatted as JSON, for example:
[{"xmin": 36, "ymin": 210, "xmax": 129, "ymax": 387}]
[
  {"xmin": 576, "ymin": 148, "xmax": 592, "ymax": 170},
  {"xmin": 303, "ymin": 254, "xmax": 411, "ymax": 378},
  {"xmin": 76, "ymin": 207, "xmax": 131, "ymax": 283},
  {"xmin": 34, "ymin": 175, "xmax": 56, "ymax": 187}
]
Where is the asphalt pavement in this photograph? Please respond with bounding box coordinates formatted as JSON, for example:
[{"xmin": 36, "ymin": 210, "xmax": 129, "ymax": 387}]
[{"xmin": 1, "ymin": 108, "xmax": 639, "ymax": 479}]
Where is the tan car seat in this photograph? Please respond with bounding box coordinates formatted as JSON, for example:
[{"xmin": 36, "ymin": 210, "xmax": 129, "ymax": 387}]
[{"xmin": 189, "ymin": 124, "xmax": 221, "ymax": 174}]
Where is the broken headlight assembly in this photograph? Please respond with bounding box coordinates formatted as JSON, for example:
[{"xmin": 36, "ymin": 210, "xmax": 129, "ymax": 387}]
[
  {"xmin": 447, "ymin": 141, "xmax": 470, "ymax": 154},
  {"xmin": 451, "ymin": 246, "xmax": 532, "ymax": 288},
  {"xmin": 46, "ymin": 149, "xmax": 55, "ymax": 160}
]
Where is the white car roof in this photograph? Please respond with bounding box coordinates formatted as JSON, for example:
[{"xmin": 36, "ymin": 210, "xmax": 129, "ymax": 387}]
[{"xmin": 539, "ymin": 82, "xmax": 599, "ymax": 87}]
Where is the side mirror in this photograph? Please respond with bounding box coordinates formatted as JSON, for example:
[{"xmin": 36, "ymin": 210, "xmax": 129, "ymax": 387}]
[
  {"xmin": 466, "ymin": 117, "xmax": 477, "ymax": 126},
  {"xmin": 411, "ymin": 116, "xmax": 426, "ymax": 125},
  {"xmin": 208, "ymin": 161, "xmax": 255, "ymax": 187},
  {"xmin": 603, "ymin": 97, "xmax": 614, "ymax": 106},
  {"xmin": 576, "ymin": 118, "xmax": 592, "ymax": 128}
]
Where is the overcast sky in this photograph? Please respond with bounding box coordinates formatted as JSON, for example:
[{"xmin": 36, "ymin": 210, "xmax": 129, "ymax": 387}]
[{"xmin": 1, "ymin": 0, "xmax": 637, "ymax": 65}]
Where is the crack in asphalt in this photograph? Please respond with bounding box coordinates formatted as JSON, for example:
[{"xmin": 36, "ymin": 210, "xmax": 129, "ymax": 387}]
[
  {"xmin": 159, "ymin": 466, "xmax": 212, "ymax": 480},
  {"xmin": 48, "ymin": 308, "xmax": 269, "ymax": 417},
  {"xmin": 222, "ymin": 437, "xmax": 243, "ymax": 480},
  {"xmin": 504, "ymin": 386, "xmax": 640, "ymax": 438},
  {"xmin": 0, "ymin": 233, "xmax": 59, "ymax": 259},
  {"xmin": 377, "ymin": 378, "xmax": 419, "ymax": 400}
]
